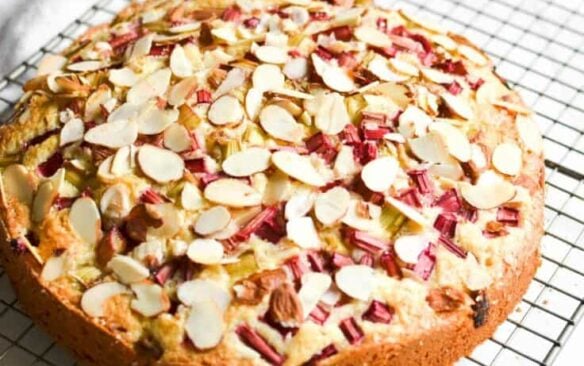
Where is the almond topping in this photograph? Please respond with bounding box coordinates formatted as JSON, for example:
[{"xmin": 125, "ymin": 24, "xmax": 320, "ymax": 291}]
[
  {"xmin": 335, "ymin": 265, "xmax": 375, "ymax": 301},
  {"xmin": 254, "ymin": 45, "xmax": 289, "ymax": 64},
  {"xmin": 389, "ymin": 58, "xmax": 418, "ymax": 77},
  {"xmin": 67, "ymin": 61, "xmax": 103, "ymax": 72},
  {"xmin": 460, "ymin": 172, "xmax": 516, "ymax": 209},
  {"xmin": 107, "ymin": 255, "xmax": 150, "ymax": 284},
  {"xmin": 100, "ymin": 184, "xmax": 131, "ymax": 219},
  {"xmin": 60, "ymin": 118, "xmax": 85, "ymax": 146},
  {"xmin": 177, "ymin": 279, "xmax": 231, "ymax": 311},
  {"xmin": 131, "ymin": 283, "xmax": 170, "ymax": 317},
  {"xmin": 37, "ymin": 54, "xmax": 67, "ymax": 76},
  {"xmin": 385, "ymin": 196, "xmax": 429, "ymax": 227},
  {"xmin": 84, "ymin": 119, "xmax": 138, "ymax": 148},
  {"xmin": 315, "ymin": 93, "xmax": 350, "ymax": 135},
  {"xmin": 259, "ymin": 105, "xmax": 303, "ymax": 143},
  {"xmin": 285, "ymin": 192, "xmax": 315, "ymax": 219},
  {"xmin": 354, "ymin": 26, "xmax": 392, "ymax": 48},
  {"xmin": 185, "ymin": 300, "xmax": 225, "ymax": 350},
  {"xmin": 298, "ymin": 272, "xmax": 332, "ymax": 318},
  {"xmin": 441, "ymin": 93, "xmax": 474, "ymax": 120},
  {"xmin": 169, "ymin": 77, "xmax": 198, "ymax": 107},
  {"xmin": 421, "ymin": 67, "xmax": 454, "ymax": 84},
  {"xmin": 311, "ymin": 54, "xmax": 355, "ymax": 93},
  {"xmin": 268, "ymin": 282, "xmax": 303, "ymax": 325},
  {"xmin": 516, "ymin": 115, "xmax": 543, "ymax": 154},
  {"xmin": 368, "ymin": 55, "xmax": 408, "ymax": 82},
  {"xmin": 208, "ymin": 95, "xmax": 244, "ymax": 125},
  {"xmin": 127, "ymin": 68, "xmax": 172, "ymax": 104},
  {"xmin": 245, "ymin": 88, "xmax": 264, "ymax": 120},
  {"xmin": 222, "ymin": 148, "xmax": 272, "ymax": 177},
  {"xmin": 181, "ymin": 183, "xmax": 204, "ymax": 211},
  {"xmin": 2, "ymin": 164, "xmax": 35, "ymax": 205},
  {"xmin": 69, "ymin": 197, "xmax": 102, "ymax": 245},
  {"xmin": 398, "ymin": 106, "xmax": 433, "ymax": 138},
  {"xmin": 204, "ymin": 178, "xmax": 262, "ymax": 207},
  {"xmin": 81, "ymin": 282, "xmax": 129, "ymax": 317},
  {"xmin": 137, "ymin": 106, "xmax": 179, "ymax": 135},
  {"xmin": 146, "ymin": 203, "xmax": 183, "ymax": 239},
  {"xmin": 492, "ymin": 143, "xmax": 522, "ymax": 176},
  {"xmin": 109, "ymin": 67, "xmax": 139, "ymax": 87},
  {"xmin": 458, "ymin": 45, "xmax": 488, "ymax": 66},
  {"xmin": 252, "ymin": 64, "xmax": 285, "ymax": 92},
  {"xmin": 170, "ymin": 45, "xmax": 193, "ymax": 78},
  {"xmin": 164, "ymin": 123, "xmax": 192, "ymax": 152},
  {"xmin": 41, "ymin": 255, "xmax": 66, "ymax": 282},
  {"xmin": 272, "ymin": 151, "xmax": 327, "ymax": 187},
  {"xmin": 187, "ymin": 239, "xmax": 225, "ymax": 264},
  {"xmin": 361, "ymin": 156, "xmax": 399, "ymax": 192},
  {"xmin": 314, "ymin": 187, "xmax": 351, "ymax": 226},
  {"xmin": 409, "ymin": 132, "xmax": 451, "ymax": 163},
  {"xmin": 394, "ymin": 235, "xmax": 430, "ymax": 264},
  {"xmin": 283, "ymin": 57, "xmax": 308, "ymax": 80},
  {"xmin": 287, "ymin": 217, "xmax": 320, "ymax": 249},
  {"xmin": 215, "ymin": 68, "xmax": 247, "ymax": 98},
  {"xmin": 194, "ymin": 206, "xmax": 231, "ymax": 235},
  {"xmin": 429, "ymin": 122, "xmax": 472, "ymax": 162},
  {"xmin": 137, "ymin": 145, "xmax": 185, "ymax": 183}
]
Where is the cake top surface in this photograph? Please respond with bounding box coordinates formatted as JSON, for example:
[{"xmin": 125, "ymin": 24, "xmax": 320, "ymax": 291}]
[{"xmin": 0, "ymin": 0, "xmax": 544, "ymax": 364}]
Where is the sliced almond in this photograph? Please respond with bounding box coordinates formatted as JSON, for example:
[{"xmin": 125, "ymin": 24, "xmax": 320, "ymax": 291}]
[
  {"xmin": 385, "ymin": 196, "xmax": 429, "ymax": 227},
  {"xmin": 168, "ymin": 76, "xmax": 198, "ymax": 106},
  {"xmin": 335, "ymin": 265, "xmax": 375, "ymax": 301},
  {"xmin": 492, "ymin": 142, "xmax": 522, "ymax": 176},
  {"xmin": 204, "ymin": 178, "xmax": 262, "ymax": 207},
  {"xmin": 252, "ymin": 64, "xmax": 285, "ymax": 92},
  {"xmin": 315, "ymin": 93, "xmax": 350, "ymax": 135},
  {"xmin": 109, "ymin": 67, "xmax": 139, "ymax": 87},
  {"xmin": 399, "ymin": 10, "xmax": 444, "ymax": 33},
  {"xmin": 429, "ymin": 122, "xmax": 471, "ymax": 162},
  {"xmin": 428, "ymin": 158, "xmax": 464, "ymax": 180},
  {"xmin": 131, "ymin": 283, "xmax": 170, "ymax": 317},
  {"xmin": 107, "ymin": 255, "xmax": 150, "ymax": 284},
  {"xmin": 100, "ymin": 184, "xmax": 131, "ymax": 219},
  {"xmin": 314, "ymin": 187, "xmax": 350, "ymax": 226},
  {"xmin": 311, "ymin": 54, "xmax": 355, "ymax": 93},
  {"xmin": 127, "ymin": 68, "xmax": 172, "ymax": 105},
  {"xmin": 85, "ymin": 119, "xmax": 138, "ymax": 148},
  {"xmin": 170, "ymin": 45, "xmax": 193, "ymax": 78},
  {"xmin": 146, "ymin": 203, "xmax": 183, "ymax": 239},
  {"xmin": 368, "ymin": 55, "xmax": 409, "ymax": 83},
  {"xmin": 460, "ymin": 172, "xmax": 516, "ymax": 209},
  {"xmin": 354, "ymin": 26, "xmax": 392, "ymax": 48},
  {"xmin": 361, "ymin": 156, "xmax": 399, "ymax": 192},
  {"xmin": 245, "ymin": 88, "xmax": 264, "ymax": 120},
  {"xmin": 255, "ymin": 45, "xmax": 288, "ymax": 64},
  {"xmin": 111, "ymin": 145, "xmax": 134, "ymax": 176},
  {"xmin": 3, "ymin": 164, "xmax": 35, "ymax": 205},
  {"xmin": 516, "ymin": 115, "xmax": 543, "ymax": 154},
  {"xmin": 208, "ymin": 95, "xmax": 244, "ymax": 126},
  {"xmin": 394, "ymin": 235, "xmax": 430, "ymax": 264},
  {"xmin": 108, "ymin": 102, "xmax": 142, "ymax": 124},
  {"xmin": 222, "ymin": 148, "xmax": 272, "ymax": 177},
  {"xmin": 420, "ymin": 67, "xmax": 454, "ymax": 84},
  {"xmin": 458, "ymin": 45, "xmax": 488, "ymax": 66},
  {"xmin": 170, "ymin": 21, "xmax": 201, "ymax": 33},
  {"xmin": 259, "ymin": 105, "xmax": 303, "ymax": 143},
  {"xmin": 194, "ymin": 206, "xmax": 231, "ymax": 235},
  {"xmin": 67, "ymin": 61, "xmax": 103, "ymax": 72},
  {"xmin": 69, "ymin": 197, "xmax": 102, "ymax": 245},
  {"xmin": 187, "ymin": 239, "xmax": 225, "ymax": 264},
  {"xmin": 37, "ymin": 54, "xmax": 67, "ymax": 76},
  {"xmin": 283, "ymin": 57, "xmax": 308, "ymax": 80},
  {"xmin": 398, "ymin": 105, "xmax": 433, "ymax": 138},
  {"xmin": 287, "ymin": 217, "xmax": 320, "ymax": 249},
  {"xmin": 138, "ymin": 106, "xmax": 179, "ymax": 135},
  {"xmin": 442, "ymin": 93, "xmax": 474, "ymax": 120},
  {"xmin": 85, "ymin": 86, "xmax": 112, "ymax": 122},
  {"xmin": 389, "ymin": 58, "xmax": 419, "ymax": 77},
  {"xmin": 271, "ymin": 88, "xmax": 314, "ymax": 100},
  {"xmin": 185, "ymin": 300, "xmax": 225, "ymax": 350},
  {"xmin": 164, "ymin": 123, "xmax": 192, "ymax": 152},
  {"xmin": 272, "ymin": 151, "xmax": 326, "ymax": 187},
  {"xmin": 285, "ymin": 191, "xmax": 314, "ymax": 219},
  {"xmin": 214, "ymin": 68, "xmax": 247, "ymax": 98},
  {"xmin": 177, "ymin": 279, "xmax": 231, "ymax": 311},
  {"xmin": 298, "ymin": 272, "xmax": 332, "ymax": 318},
  {"xmin": 81, "ymin": 282, "xmax": 130, "ymax": 317},
  {"xmin": 409, "ymin": 132, "xmax": 451, "ymax": 164},
  {"xmin": 334, "ymin": 145, "xmax": 359, "ymax": 179},
  {"xmin": 137, "ymin": 145, "xmax": 185, "ymax": 183},
  {"xmin": 60, "ymin": 118, "xmax": 85, "ymax": 147},
  {"xmin": 181, "ymin": 182, "xmax": 204, "ymax": 211},
  {"xmin": 130, "ymin": 34, "xmax": 154, "ymax": 60},
  {"xmin": 41, "ymin": 255, "xmax": 66, "ymax": 282},
  {"xmin": 342, "ymin": 200, "xmax": 382, "ymax": 232}
]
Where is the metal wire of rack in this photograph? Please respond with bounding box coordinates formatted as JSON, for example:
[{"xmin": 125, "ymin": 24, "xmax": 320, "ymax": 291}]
[{"xmin": 0, "ymin": 0, "xmax": 582, "ymax": 365}]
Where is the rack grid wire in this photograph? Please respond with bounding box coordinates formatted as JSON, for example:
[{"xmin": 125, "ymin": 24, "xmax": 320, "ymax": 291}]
[{"xmin": 0, "ymin": 0, "xmax": 583, "ymax": 365}]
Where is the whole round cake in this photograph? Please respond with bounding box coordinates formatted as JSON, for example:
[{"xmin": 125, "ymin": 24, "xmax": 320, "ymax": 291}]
[{"xmin": 0, "ymin": 0, "xmax": 545, "ymax": 365}]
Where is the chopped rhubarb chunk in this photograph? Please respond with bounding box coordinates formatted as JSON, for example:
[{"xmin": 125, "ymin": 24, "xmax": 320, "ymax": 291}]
[
  {"xmin": 345, "ymin": 229, "xmax": 388, "ymax": 254},
  {"xmin": 236, "ymin": 324, "xmax": 285, "ymax": 365},
  {"xmin": 338, "ymin": 52, "xmax": 358, "ymax": 69},
  {"xmin": 363, "ymin": 300, "xmax": 394, "ymax": 324},
  {"xmin": 396, "ymin": 188, "xmax": 422, "ymax": 208},
  {"xmin": 409, "ymin": 34, "xmax": 433, "ymax": 53},
  {"xmin": 438, "ymin": 60, "xmax": 467, "ymax": 76},
  {"xmin": 109, "ymin": 29, "xmax": 140, "ymax": 51},
  {"xmin": 354, "ymin": 141, "xmax": 378, "ymax": 164},
  {"xmin": 376, "ymin": 17, "xmax": 388, "ymax": 33},
  {"xmin": 54, "ymin": 196, "xmax": 75, "ymax": 210},
  {"xmin": 361, "ymin": 111, "xmax": 387, "ymax": 124},
  {"xmin": 314, "ymin": 26, "xmax": 353, "ymax": 42},
  {"xmin": 196, "ymin": 89, "xmax": 212, "ymax": 104},
  {"xmin": 37, "ymin": 152, "xmax": 63, "ymax": 177},
  {"xmin": 414, "ymin": 243, "xmax": 437, "ymax": 281},
  {"xmin": 339, "ymin": 124, "xmax": 361, "ymax": 145},
  {"xmin": 154, "ymin": 262, "xmax": 176, "ymax": 285},
  {"xmin": 460, "ymin": 206, "xmax": 478, "ymax": 223},
  {"xmin": 288, "ymin": 50, "xmax": 302, "ymax": 58},
  {"xmin": 286, "ymin": 255, "xmax": 308, "ymax": 282},
  {"xmin": 305, "ymin": 344, "xmax": 338, "ymax": 366},
  {"xmin": 447, "ymin": 81, "xmax": 463, "ymax": 95},
  {"xmin": 408, "ymin": 170, "xmax": 434, "ymax": 195},
  {"xmin": 380, "ymin": 250, "xmax": 403, "ymax": 279},
  {"xmin": 331, "ymin": 252, "xmax": 355, "ymax": 269},
  {"xmin": 359, "ymin": 253, "xmax": 374, "ymax": 267},
  {"xmin": 184, "ymin": 158, "xmax": 207, "ymax": 174},
  {"xmin": 497, "ymin": 207, "xmax": 520, "ymax": 226},
  {"xmin": 199, "ymin": 173, "xmax": 221, "ymax": 187},
  {"xmin": 10, "ymin": 237, "xmax": 28, "ymax": 255},
  {"xmin": 310, "ymin": 11, "xmax": 330, "ymax": 21},
  {"xmin": 438, "ymin": 236, "xmax": 467, "ymax": 259},
  {"xmin": 309, "ymin": 302, "xmax": 331, "ymax": 325},
  {"xmin": 222, "ymin": 6, "xmax": 241, "ymax": 21},
  {"xmin": 149, "ymin": 44, "xmax": 174, "ymax": 57},
  {"xmin": 467, "ymin": 76, "xmax": 485, "ymax": 90},
  {"xmin": 243, "ymin": 17, "xmax": 260, "ymax": 28},
  {"xmin": 361, "ymin": 123, "xmax": 391, "ymax": 140},
  {"xmin": 434, "ymin": 212, "xmax": 457, "ymax": 238},
  {"xmin": 434, "ymin": 189, "xmax": 462, "ymax": 212},
  {"xmin": 315, "ymin": 46, "xmax": 334, "ymax": 61},
  {"xmin": 339, "ymin": 317, "xmax": 364, "ymax": 345},
  {"xmin": 140, "ymin": 188, "xmax": 166, "ymax": 204},
  {"xmin": 307, "ymin": 251, "xmax": 325, "ymax": 272},
  {"xmin": 305, "ymin": 133, "xmax": 337, "ymax": 163},
  {"xmin": 231, "ymin": 206, "xmax": 279, "ymax": 244},
  {"xmin": 260, "ymin": 313, "xmax": 298, "ymax": 337}
]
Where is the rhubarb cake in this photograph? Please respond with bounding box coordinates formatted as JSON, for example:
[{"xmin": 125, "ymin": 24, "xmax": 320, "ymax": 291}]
[{"xmin": 0, "ymin": 0, "xmax": 545, "ymax": 365}]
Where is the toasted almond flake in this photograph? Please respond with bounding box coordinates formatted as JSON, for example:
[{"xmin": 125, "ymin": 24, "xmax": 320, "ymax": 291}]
[
  {"xmin": 287, "ymin": 217, "xmax": 320, "ymax": 249},
  {"xmin": 298, "ymin": 272, "xmax": 332, "ymax": 318},
  {"xmin": 3, "ymin": 164, "xmax": 35, "ymax": 205},
  {"xmin": 255, "ymin": 45, "xmax": 289, "ymax": 64},
  {"xmin": 137, "ymin": 145, "xmax": 185, "ymax": 183},
  {"xmin": 389, "ymin": 58, "xmax": 419, "ymax": 77},
  {"xmin": 409, "ymin": 132, "xmax": 451, "ymax": 164},
  {"xmin": 283, "ymin": 57, "xmax": 308, "ymax": 80},
  {"xmin": 271, "ymin": 88, "xmax": 314, "ymax": 100},
  {"xmin": 110, "ymin": 145, "xmax": 134, "ymax": 176},
  {"xmin": 314, "ymin": 187, "xmax": 351, "ymax": 226},
  {"xmin": 109, "ymin": 67, "xmax": 139, "ymax": 87},
  {"xmin": 204, "ymin": 178, "xmax": 262, "ymax": 207},
  {"xmin": 107, "ymin": 255, "xmax": 150, "ymax": 284},
  {"xmin": 130, "ymin": 283, "xmax": 169, "ymax": 317},
  {"xmin": 342, "ymin": 200, "xmax": 382, "ymax": 232},
  {"xmin": 32, "ymin": 181, "xmax": 57, "ymax": 223},
  {"xmin": 315, "ymin": 92, "xmax": 350, "ymax": 135},
  {"xmin": 187, "ymin": 239, "xmax": 225, "ymax": 264},
  {"xmin": 272, "ymin": 151, "xmax": 326, "ymax": 187},
  {"xmin": 285, "ymin": 191, "xmax": 314, "ymax": 219},
  {"xmin": 492, "ymin": 99, "xmax": 531, "ymax": 115},
  {"xmin": 181, "ymin": 182, "xmax": 204, "ymax": 211},
  {"xmin": 430, "ymin": 34, "xmax": 457, "ymax": 50},
  {"xmin": 138, "ymin": 106, "xmax": 179, "ymax": 135},
  {"xmin": 384, "ymin": 132, "xmax": 406, "ymax": 144},
  {"xmin": 516, "ymin": 115, "xmax": 543, "ymax": 154},
  {"xmin": 81, "ymin": 282, "xmax": 129, "ymax": 317},
  {"xmin": 85, "ymin": 119, "xmax": 138, "ymax": 148},
  {"xmin": 100, "ymin": 184, "xmax": 131, "ymax": 219},
  {"xmin": 354, "ymin": 26, "xmax": 392, "ymax": 48},
  {"xmin": 127, "ymin": 68, "xmax": 172, "ymax": 105},
  {"xmin": 85, "ymin": 86, "xmax": 112, "ymax": 121},
  {"xmin": 334, "ymin": 145, "xmax": 359, "ymax": 179},
  {"xmin": 492, "ymin": 142, "xmax": 522, "ymax": 176},
  {"xmin": 385, "ymin": 196, "xmax": 429, "ymax": 227},
  {"xmin": 170, "ymin": 45, "xmax": 194, "ymax": 78},
  {"xmin": 460, "ymin": 172, "xmax": 516, "ymax": 209},
  {"xmin": 60, "ymin": 118, "xmax": 85, "ymax": 146},
  {"xmin": 147, "ymin": 203, "xmax": 183, "ymax": 239},
  {"xmin": 368, "ymin": 55, "xmax": 409, "ymax": 83},
  {"xmin": 170, "ymin": 21, "xmax": 201, "ymax": 33},
  {"xmin": 428, "ymin": 159, "xmax": 464, "ymax": 180},
  {"xmin": 222, "ymin": 148, "xmax": 272, "ymax": 177},
  {"xmin": 41, "ymin": 255, "xmax": 66, "ymax": 282},
  {"xmin": 208, "ymin": 95, "xmax": 244, "ymax": 126},
  {"xmin": 194, "ymin": 206, "xmax": 231, "ymax": 235},
  {"xmin": 130, "ymin": 34, "xmax": 154, "ymax": 59},
  {"xmin": 67, "ymin": 61, "xmax": 103, "ymax": 72},
  {"xmin": 335, "ymin": 265, "xmax": 375, "ymax": 301},
  {"xmin": 475, "ymin": 80, "xmax": 506, "ymax": 105},
  {"xmin": 97, "ymin": 156, "xmax": 115, "ymax": 182},
  {"xmin": 259, "ymin": 104, "xmax": 303, "ymax": 143},
  {"xmin": 245, "ymin": 88, "xmax": 263, "ymax": 120},
  {"xmin": 131, "ymin": 240, "xmax": 165, "ymax": 267},
  {"xmin": 177, "ymin": 279, "xmax": 231, "ymax": 311},
  {"xmin": 361, "ymin": 156, "xmax": 399, "ymax": 192},
  {"xmin": 458, "ymin": 45, "xmax": 488, "ymax": 66},
  {"xmin": 421, "ymin": 67, "xmax": 454, "ymax": 84},
  {"xmin": 108, "ymin": 102, "xmax": 142, "ymax": 123},
  {"xmin": 394, "ymin": 235, "xmax": 430, "ymax": 264},
  {"xmin": 252, "ymin": 64, "xmax": 285, "ymax": 92},
  {"xmin": 214, "ymin": 68, "xmax": 247, "ymax": 98},
  {"xmin": 69, "ymin": 197, "xmax": 101, "ymax": 245},
  {"xmin": 37, "ymin": 54, "xmax": 67, "ymax": 76},
  {"xmin": 441, "ymin": 93, "xmax": 474, "ymax": 120},
  {"xmin": 168, "ymin": 77, "xmax": 198, "ymax": 106},
  {"xmin": 185, "ymin": 300, "xmax": 225, "ymax": 350},
  {"xmin": 429, "ymin": 122, "xmax": 472, "ymax": 162},
  {"xmin": 164, "ymin": 123, "xmax": 192, "ymax": 152},
  {"xmin": 311, "ymin": 54, "xmax": 355, "ymax": 93},
  {"xmin": 400, "ymin": 10, "xmax": 444, "ymax": 33}
]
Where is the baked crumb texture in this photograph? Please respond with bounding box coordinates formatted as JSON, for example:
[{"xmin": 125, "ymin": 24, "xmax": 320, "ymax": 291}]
[{"xmin": 0, "ymin": 0, "xmax": 544, "ymax": 365}]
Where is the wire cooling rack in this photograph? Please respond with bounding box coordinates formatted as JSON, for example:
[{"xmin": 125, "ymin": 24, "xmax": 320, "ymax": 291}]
[{"xmin": 0, "ymin": 0, "xmax": 583, "ymax": 365}]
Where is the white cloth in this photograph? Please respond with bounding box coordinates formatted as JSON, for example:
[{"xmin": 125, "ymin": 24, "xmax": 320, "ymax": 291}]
[{"xmin": 0, "ymin": 0, "xmax": 95, "ymax": 77}]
